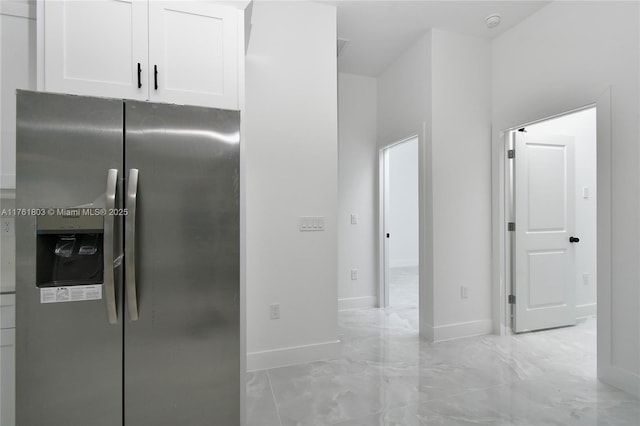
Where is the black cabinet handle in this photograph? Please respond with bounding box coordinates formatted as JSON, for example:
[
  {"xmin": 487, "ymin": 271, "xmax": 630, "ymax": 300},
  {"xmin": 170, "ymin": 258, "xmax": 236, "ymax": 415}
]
[
  {"xmin": 386, "ymin": 233, "xmax": 390, "ymax": 238},
  {"xmin": 137, "ymin": 63, "xmax": 142, "ymax": 89},
  {"xmin": 154, "ymin": 65, "xmax": 158, "ymax": 90},
  {"xmin": 569, "ymin": 236, "xmax": 580, "ymax": 243}
]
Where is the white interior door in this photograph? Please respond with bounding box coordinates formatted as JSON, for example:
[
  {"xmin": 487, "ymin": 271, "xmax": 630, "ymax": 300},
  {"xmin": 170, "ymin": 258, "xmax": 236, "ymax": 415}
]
[{"xmin": 514, "ymin": 132, "xmax": 576, "ymax": 332}]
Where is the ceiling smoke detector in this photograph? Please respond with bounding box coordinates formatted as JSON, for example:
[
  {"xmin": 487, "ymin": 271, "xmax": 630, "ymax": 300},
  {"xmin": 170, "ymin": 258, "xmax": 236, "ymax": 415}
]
[{"xmin": 485, "ymin": 13, "xmax": 501, "ymax": 29}]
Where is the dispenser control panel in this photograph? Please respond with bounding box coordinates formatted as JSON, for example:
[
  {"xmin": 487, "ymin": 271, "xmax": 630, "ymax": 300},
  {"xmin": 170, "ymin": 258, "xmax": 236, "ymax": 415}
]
[{"xmin": 36, "ymin": 209, "xmax": 105, "ymax": 295}]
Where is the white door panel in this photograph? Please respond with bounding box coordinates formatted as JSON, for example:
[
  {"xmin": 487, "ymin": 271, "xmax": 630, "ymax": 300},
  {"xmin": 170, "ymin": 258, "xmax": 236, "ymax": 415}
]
[
  {"xmin": 44, "ymin": 0, "xmax": 148, "ymax": 99},
  {"xmin": 527, "ymin": 144, "xmax": 567, "ymax": 230},
  {"xmin": 527, "ymin": 250, "xmax": 568, "ymax": 307},
  {"xmin": 149, "ymin": 1, "xmax": 239, "ymax": 109},
  {"xmin": 514, "ymin": 133, "xmax": 576, "ymax": 332}
]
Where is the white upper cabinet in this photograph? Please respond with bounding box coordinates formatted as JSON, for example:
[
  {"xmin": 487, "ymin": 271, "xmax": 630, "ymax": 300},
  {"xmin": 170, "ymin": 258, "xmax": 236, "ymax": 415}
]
[
  {"xmin": 43, "ymin": 0, "xmax": 148, "ymax": 100},
  {"xmin": 41, "ymin": 0, "xmax": 242, "ymax": 109},
  {"xmin": 148, "ymin": 2, "xmax": 238, "ymax": 109}
]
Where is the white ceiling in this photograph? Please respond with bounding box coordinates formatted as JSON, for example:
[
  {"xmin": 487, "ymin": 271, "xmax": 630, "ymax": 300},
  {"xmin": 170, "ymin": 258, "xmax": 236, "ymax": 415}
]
[{"xmin": 323, "ymin": 1, "xmax": 551, "ymax": 76}]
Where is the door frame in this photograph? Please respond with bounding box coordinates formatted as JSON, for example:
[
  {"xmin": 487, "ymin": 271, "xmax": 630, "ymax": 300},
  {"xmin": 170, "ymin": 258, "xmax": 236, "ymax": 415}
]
[
  {"xmin": 378, "ymin": 135, "xmax": 419, "ymax": 308},
  {"xmin": 493, "ymin": 89, "xmax": 612, "ymax": 340},
  {"xmin": 497, "ymin": 103, "xmax": 598, "ymax": 334}
]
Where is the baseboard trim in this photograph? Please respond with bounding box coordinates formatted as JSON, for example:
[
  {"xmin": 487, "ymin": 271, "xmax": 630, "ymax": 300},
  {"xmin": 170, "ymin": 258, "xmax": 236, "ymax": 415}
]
[
  {"xmin": 421, "ymin": 319, "xmax": 493, "ymax": 343},
  {"xmin": 576, "ymin": 303, "xmax": 597, "ymax": 319},
  {"xmin": 419, "ymin": 320, "xmax": 434, "ymax": 342},
  {"xmin": 0, "ymin": 1, "xmax": 34, "ymax": 19},
  {"xmin": 599, "ymin": 364, "xmax": 640, "ymax": 399},
  {"xmin": 1, "ymin": 174, "xmax": 15, "ymax": 190},
  {"xmin": 247, "ymin": 340, "xmax": 341, "ymax": 372},
  {"xmin": 338, "ymin": 296, "xmax": 377, "ymax": 311}
]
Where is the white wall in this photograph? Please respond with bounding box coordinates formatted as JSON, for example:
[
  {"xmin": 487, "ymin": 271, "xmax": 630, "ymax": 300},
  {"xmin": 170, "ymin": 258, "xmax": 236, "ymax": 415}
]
[
  {"xmin": 377, "ymin": 31, "xmax": 434, "ymax": 329},
  {"xmin": 377, "ymin": 33, "xmax": 431, "ymax": 149},
  {"xmin": 526, "ymin": 108, "xmax": 597, "ymax": 318},
  {"xmin": 245, "ymin": 1, "xmax": 339, "ymax": 371},
  {"xmin": 429, "ymin": 29, "xmax": 492, "ymax": 340},
  {"xmin": 388, "ymin": 138, "xmax": 418, "ymax": 268},
  {"xmin": 492, "ymin": 1, "xmax": 639, "ymax": 396},
  {"xmin": 1, "ymin": 5, "xmax": 35, "ymax": 293},
  {"xmin": 377, "ymin": 29, "xmax": 492, "ymax": 342},
  {"xmin": 337, "ymin": 73, "xmax": 378, "ymax": 311},
  {"xmin": 1, "ymin": 2, "xmax": 36, "ymax": 189},
  {"xmin": 0, "ymin": 1, "xmax": 36, "ymax": 294}
]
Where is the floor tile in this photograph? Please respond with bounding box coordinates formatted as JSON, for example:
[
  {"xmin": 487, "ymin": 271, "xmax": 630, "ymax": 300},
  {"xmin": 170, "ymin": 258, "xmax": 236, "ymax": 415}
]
[
  {"xmin": 246, "ymin": 270, "xmax": 639, "ymax": 425},
  {"xmin": 246, "ymin": 371, "xmax": 281, "ymax": 426}
]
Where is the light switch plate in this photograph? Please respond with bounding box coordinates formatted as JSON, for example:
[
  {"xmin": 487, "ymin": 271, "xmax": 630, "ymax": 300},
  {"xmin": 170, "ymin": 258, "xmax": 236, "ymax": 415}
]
[
  {"xmin": 270, "ymin": 303, "xmax": 280, "ymax": 320},
  {"xmin": 461, "ymin": 286, "xmax": 469, "ymax": 299},
  {"xmin": 350, "ymin": 269, "xmax": 358, "ymax": 280},
  {"xmin": 299, "ymin": 216, "xmax": 325, "ymax": 231}
]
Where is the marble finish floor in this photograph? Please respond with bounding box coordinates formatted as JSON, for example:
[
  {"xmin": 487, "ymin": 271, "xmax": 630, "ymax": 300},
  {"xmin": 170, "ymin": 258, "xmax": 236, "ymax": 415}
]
[
  {"xmin": 389, "ymin": 266, "xmax": 419, "ymax": 309},
  {"xmin": 247, "ymin": 307, "xmax": 640, "ymax": 426}
]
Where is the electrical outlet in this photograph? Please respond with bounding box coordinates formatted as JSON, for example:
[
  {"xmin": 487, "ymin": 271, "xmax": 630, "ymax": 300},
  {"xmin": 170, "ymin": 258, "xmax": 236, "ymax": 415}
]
[
  {"xmin": 583, "ymin": 273, "xmax": 589, "ymax": 285},
  {"xmin": 350, "ymin": 269, "xmax": 358, "ymax": 280},
  {"xmin": 1, "ymin": 218, "xmax": 14, "ymax": 236},
  {"xmin": 461, "ymin": 286, "xmax": 469, "ymax": 299},
  {"xmin": 350, "ymin": 214, "xmax": 358, "ymax": 225},
  {"xmin": 270, "ymin": 303, "xmax": 280, "ymax": 320}
]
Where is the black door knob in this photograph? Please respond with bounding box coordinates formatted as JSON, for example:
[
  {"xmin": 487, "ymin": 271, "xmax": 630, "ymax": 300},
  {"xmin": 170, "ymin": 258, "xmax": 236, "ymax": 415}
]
[{"xmin": 569, "ymin": 237, "xmax": 580, "ymax": 243}]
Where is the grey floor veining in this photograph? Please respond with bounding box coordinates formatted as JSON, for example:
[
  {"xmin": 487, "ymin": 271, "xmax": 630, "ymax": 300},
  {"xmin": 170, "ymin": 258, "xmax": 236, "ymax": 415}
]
[
  {"xmin": 389, "ymin": 266, "xmax": 419, "ymax": 309},
  {"xmin": 246, "ymin": 269, "xmax": 640, "ymax": 425}
]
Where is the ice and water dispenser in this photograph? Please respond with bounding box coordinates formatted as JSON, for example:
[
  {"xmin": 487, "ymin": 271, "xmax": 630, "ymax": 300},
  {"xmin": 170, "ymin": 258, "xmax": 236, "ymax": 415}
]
[{"xmin": 36, "ymin": 209, "xmax": 104, "ymax": 287}]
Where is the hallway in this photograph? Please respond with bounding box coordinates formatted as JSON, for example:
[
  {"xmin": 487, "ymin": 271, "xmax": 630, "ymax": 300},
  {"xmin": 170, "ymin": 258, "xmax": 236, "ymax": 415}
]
[
  {"xmin": 247, "ymin": 307, "xmax": 639, "ymax": 425},
  {"xmin": 389, "ymin": 265, "xmax": 419, "ymax": 308}
]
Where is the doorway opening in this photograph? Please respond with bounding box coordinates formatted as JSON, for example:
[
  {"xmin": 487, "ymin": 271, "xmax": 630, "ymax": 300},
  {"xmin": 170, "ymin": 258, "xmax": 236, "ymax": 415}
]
[
  {"xmin": 506, "ymin": 106, "xmax": 597, "ymax": 334},
  {"xmin": 380, "ymin": 136, "xmax": 419, "ymax": 309}
]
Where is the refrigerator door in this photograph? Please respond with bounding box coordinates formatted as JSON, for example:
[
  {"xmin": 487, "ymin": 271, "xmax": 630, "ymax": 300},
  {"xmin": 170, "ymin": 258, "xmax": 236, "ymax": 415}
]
[
  {"xmin": 15, "ymin": 91, "xmax": 124, "ymax": 426},
  {"xmin": 124, "ymin": 101, "xmax": 240, "ymax": 425}
]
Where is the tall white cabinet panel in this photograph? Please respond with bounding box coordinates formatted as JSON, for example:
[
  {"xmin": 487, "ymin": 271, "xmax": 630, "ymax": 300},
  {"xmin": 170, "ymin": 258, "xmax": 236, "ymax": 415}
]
[
  {"xmin": 43, "ymin": 0, "xmax": 148, "ymax": 99},
  {"xmin": 0, "ymin": 329, "xmax": 15, "ymax": 426},
  {"xmin": 148, "ymin": 2, "xmax": 238, "ymax": 109}
]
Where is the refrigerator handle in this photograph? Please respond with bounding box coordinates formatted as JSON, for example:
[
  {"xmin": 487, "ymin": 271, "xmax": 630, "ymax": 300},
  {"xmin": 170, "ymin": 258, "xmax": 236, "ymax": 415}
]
[
  {"xmin": 104, "ymin": 169, "xmax": 118, "ymax": 324},
  {"xmin": 125, "ymin": 169, "xmax": 140, "ymax": 321}
]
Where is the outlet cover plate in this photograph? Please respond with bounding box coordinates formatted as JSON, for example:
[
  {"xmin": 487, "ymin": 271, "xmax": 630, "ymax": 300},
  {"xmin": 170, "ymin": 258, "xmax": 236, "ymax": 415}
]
[{"xmin": 270, "ymin": 303, "xmax": 280, "ymax": 320}]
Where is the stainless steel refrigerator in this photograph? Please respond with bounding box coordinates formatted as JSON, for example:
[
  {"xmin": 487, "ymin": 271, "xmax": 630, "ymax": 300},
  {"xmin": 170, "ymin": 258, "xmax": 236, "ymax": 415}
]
[{"xmin": 15, "ymin": 90, "xmax": 240, "ymax": 426}]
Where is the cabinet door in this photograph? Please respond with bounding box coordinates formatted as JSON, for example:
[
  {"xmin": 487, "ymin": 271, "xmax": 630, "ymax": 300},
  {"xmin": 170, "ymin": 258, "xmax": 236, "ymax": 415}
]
[
  {"xmin": 43, "ymin": 0, "xmax": 148, "ymax": 99},
  {"xmin": 0, "ymin": 329, "xmax": 15, "ymax": 426},
  {"xmin": 1, "ymin": 294, "xmax": 15, "ymax": 426},
  {"xmin": 149, "ymin": 1, "xmax": 239, "ymax": 109}
]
